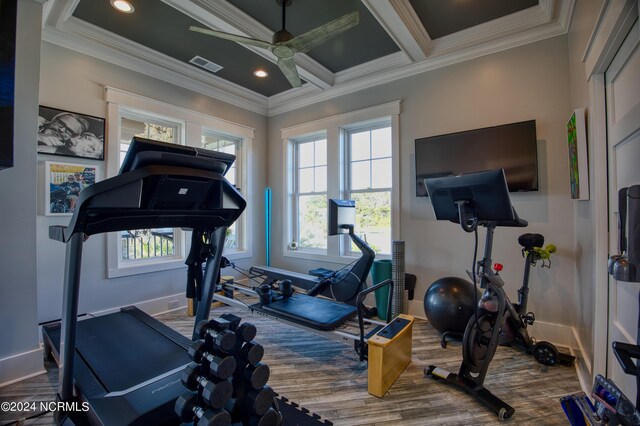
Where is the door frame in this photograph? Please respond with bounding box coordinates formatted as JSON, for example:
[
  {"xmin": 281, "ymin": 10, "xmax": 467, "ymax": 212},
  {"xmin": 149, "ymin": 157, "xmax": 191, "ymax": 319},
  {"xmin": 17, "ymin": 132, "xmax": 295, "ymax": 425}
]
[{"xmin": 583, "ymin": 0, "xmax": 639, "ymax": 384}]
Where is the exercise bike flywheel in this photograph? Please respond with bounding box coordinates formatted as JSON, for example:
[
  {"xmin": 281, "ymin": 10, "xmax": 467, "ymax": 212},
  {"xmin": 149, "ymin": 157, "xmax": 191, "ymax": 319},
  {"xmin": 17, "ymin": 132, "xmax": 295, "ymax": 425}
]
[
  {"xmin": 532, "ymin": 341, "xmax": 559, "ymax": 366},
  {"xmin": 462, "ymin": 312, "xmax": 499, "ymax": 374}
]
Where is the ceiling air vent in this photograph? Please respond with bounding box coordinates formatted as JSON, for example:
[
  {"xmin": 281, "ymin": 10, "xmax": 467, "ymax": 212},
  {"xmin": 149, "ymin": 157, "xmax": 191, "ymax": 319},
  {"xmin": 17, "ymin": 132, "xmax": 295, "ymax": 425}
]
[{"xmin": 189, "ymin": 56, "xmax": 223, "ymax": 73}]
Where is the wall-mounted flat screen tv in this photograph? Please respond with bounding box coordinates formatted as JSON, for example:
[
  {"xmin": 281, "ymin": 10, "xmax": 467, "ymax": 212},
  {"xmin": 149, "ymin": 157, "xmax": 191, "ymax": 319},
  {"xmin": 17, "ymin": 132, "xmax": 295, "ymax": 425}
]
[{"xmin": 415, "ymin": 120, "xmax": 538, "ymax": 196}]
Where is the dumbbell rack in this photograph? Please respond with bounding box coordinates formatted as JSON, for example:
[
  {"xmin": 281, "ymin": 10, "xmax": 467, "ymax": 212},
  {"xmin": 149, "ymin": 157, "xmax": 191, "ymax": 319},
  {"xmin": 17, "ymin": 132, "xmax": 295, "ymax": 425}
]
[{"xmin": 176, "ymin": 313, "xmax": 282, "ymax": 425}]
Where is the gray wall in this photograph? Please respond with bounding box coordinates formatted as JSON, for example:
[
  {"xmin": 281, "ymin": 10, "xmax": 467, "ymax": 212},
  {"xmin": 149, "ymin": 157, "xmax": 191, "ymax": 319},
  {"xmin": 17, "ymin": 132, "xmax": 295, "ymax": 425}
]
[
  {"xmin": 0, "ymin": 0, "xmax": 42, "ymax": 383},
  {"xmin": 566, "ymin": 0, "xmax": 606, "ymax": 383},
  {"xmin": 37, "ymin": 42, "xmax": 267, "ymax": 323},
  {"xmin": 268, "ymin": 36, "xmax": 577, "ymax": 331}
]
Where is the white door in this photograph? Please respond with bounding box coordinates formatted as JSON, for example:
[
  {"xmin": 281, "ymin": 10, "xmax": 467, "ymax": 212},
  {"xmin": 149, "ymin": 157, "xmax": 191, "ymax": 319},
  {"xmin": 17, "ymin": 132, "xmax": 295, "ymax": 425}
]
[{"xmin": 606, "ymin": 18, "xmax": 640, "ymax": 401}]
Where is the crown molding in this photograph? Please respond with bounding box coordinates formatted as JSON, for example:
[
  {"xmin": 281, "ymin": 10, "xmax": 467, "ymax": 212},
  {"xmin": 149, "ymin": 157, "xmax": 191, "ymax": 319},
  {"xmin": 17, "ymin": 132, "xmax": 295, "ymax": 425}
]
[
  {"xmin": 267, "ymin": 16, "xmax": 569, "ymax": 116},
  {"xmin": 41, "ymin": 0, "xmax": 574, "ymax": 118},
  {"xmin": 42, "ymin": 17, "xmax": 269, "ymax": 115}
]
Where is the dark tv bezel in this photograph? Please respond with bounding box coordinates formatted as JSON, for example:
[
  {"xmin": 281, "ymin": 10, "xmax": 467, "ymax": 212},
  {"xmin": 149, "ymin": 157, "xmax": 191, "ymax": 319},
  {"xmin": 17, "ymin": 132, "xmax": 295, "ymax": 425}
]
[
  {"xmin": 328, "ymin": 199, "xmax": 356, "ymax": 236},
  {"xmin": 414, "ymin": 120, "xmax": 538, "ymax": 197}
]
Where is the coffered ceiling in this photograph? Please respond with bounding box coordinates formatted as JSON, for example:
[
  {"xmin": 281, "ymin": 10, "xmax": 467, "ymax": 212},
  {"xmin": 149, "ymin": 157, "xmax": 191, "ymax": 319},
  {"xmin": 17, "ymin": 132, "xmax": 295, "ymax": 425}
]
[{"xmin": 41, "ymin": 0, "xmax": 575, "ymax": 116}]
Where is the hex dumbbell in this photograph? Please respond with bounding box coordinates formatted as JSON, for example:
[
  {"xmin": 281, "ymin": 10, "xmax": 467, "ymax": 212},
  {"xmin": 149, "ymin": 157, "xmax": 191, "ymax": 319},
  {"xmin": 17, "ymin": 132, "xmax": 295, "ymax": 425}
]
[
  {"xmin": 196, "ymin": 320, "xmax": 237, "ymax": 353},
  {"xmin": 243, "ymin": 363, "xmax": 270, "ymax": 390},
  {"xmin": 219, "ymin": 313, "xmax": 257, "ymax": 345},
  {"xmin": 174, "ymin": 391, "xmax": 231, "ymax": 426},
  {"xmin": 243, "ymin": 385, "xmax": 276, "ymax": 417},
  {"xmin": 189, "ymin": 340, "xmax": 237, "ymax": 380},
  {"xmin": 239, "ymin": 341, "xmax": 264, "ymax": 366},
  {"xmin": 181, "ymin": 362, "xmax": 233, "ymax": 409},
  {"xmin": 247, "ymin": 407, "xmax": 283, "ymax": 426}
]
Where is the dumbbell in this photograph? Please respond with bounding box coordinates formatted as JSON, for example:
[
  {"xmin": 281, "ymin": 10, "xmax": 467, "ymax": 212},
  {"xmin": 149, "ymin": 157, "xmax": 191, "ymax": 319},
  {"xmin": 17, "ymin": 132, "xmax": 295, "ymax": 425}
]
[
  {"xmin": 243, "ymin": 363, "xmax": 270, "ymax": 390},
  {"xmin": 174, "ymin": 391, "xmax": 231, "ymax": 426},
  {"xmin": 189, "ymin": 340, "xmax": 237, "ymax": 380},
  {"xmin": 196, "ymin": 320, "xmax": 237, "ymax": 353},
  {"xmin": 239, "ymin": 341, "xmax": 264, "ymax": 367},
  {"xmin": 243, "ymin": 385, "xmax": 276, "ymax": 417},
  {"xmin": 181, "ymin": 362, "xmax": 233, "ymax": 409},
  {"xmin": 247, "ymin": 407, "xmax": 283, "ymax": 426}
]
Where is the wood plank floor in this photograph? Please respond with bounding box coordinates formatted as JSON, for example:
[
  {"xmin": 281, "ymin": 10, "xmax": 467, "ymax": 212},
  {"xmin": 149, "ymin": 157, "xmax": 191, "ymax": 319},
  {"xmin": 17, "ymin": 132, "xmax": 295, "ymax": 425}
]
[{"xmin": 0, "ymin": 303, "xmax": 582, "ymax": 425}]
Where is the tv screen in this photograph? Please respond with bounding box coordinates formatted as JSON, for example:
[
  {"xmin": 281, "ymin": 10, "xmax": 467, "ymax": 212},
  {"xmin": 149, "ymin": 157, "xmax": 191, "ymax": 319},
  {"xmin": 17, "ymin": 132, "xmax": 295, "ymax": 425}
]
[{"xmin": 415, "ymin": 120, "xmax": 538, "ymax": 196}]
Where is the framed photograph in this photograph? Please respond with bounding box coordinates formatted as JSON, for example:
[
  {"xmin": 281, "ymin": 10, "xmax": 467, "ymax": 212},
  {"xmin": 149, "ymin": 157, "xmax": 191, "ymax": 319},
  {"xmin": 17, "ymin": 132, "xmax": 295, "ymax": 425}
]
[
  {"xmin": 567, "ymin": 108, "xmax": 589, "ymax": 200},
  {"xmin": 38, "ymin": 106, "xmax": 105, "ymax": 160},
  {"xmin": 45, "ymin": 161, "xmax": 99, "ymax": 216},
  {"xmin": 0, "ymin": 0, "xmax": 18, "ymax": 170}
]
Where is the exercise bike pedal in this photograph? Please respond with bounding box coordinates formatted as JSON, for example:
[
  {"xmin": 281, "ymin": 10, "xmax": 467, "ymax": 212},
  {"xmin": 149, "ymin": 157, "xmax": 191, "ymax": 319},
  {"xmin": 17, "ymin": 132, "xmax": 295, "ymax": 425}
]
[{"xmin": 522, "ymin": 311, "xmax": 536, "ymax": 326}]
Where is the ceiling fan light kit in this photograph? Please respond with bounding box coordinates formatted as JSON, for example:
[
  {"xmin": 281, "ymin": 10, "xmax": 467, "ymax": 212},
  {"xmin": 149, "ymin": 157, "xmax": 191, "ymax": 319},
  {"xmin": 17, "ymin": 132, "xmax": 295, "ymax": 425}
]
[{"xmin": 189, "ymin": 0, "xmax": 359, "ymax": 88}]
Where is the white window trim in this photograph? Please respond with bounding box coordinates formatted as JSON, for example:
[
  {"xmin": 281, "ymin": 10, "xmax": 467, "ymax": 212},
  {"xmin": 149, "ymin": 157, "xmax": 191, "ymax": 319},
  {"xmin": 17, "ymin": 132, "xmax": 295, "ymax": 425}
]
[
  {"xmin": 281, "ymin": 101, "xmax": 401, "ymax": 265},
  {"xmin": 105, "ymin": 87, "xmax": 255, "ymax": 278}
]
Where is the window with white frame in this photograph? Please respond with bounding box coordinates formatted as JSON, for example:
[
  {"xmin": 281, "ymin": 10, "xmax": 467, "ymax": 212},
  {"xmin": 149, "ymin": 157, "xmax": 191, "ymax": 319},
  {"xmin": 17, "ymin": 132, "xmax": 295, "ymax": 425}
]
[
  {"xmin": 346, "ymin": 124, "xmax": 392, "ymax": 255},
  {"xmin": 282, "ymin": 101, "xmax": 400, "ymax": 263},
  {"xmin": 292, "ymin": 135, "xmax": 327, "ymax": 250},
  {"xmin": 119, "ymin": 113, "xmax": 183, "ymax": 263},
  {"xmin": 105, "ymin": 87, "xmax": 254, "ymax": 278},
  {"xmin": 202, "ymin": 130, "xmax": 244, "ymax": 252}
]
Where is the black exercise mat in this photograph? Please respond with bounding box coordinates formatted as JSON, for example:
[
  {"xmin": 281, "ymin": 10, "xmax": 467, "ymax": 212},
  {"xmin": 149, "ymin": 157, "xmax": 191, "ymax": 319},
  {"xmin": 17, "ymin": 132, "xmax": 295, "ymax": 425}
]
[{"xmin": 277, "ymin": 394, "xmax": 333, "ymax": 425}]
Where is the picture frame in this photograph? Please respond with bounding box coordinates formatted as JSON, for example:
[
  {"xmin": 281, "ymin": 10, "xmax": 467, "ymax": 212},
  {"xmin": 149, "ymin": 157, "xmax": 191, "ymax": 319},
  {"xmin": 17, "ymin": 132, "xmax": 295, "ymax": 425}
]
[
  {"xmin": 45, "ymin": 161, "xmax": 99, "ymax": 216},
  {"xmin": 567, "ymin": 108, "xmax": 589, "ymax": 200},
  {"xmin": 38, "ymin": 105, "xmax": 105, "ymax": 160}
]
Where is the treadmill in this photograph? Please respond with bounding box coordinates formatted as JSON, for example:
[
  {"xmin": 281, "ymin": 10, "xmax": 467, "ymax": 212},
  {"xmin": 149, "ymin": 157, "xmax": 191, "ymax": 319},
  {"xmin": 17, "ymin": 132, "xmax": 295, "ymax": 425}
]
[{"xmin": 41, "ymin": 137, "xmax": 246, "ymax": 425}]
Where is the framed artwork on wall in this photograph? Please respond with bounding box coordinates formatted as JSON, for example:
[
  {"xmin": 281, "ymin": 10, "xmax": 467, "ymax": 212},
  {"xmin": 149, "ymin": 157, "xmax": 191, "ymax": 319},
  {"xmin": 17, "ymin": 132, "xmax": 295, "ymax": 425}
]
[
  {"xmin": 38, "ymin": 106, "xmax": 105, "ymax": 160},
  {"xmin": 567, "ymin": 108, "xmax": 589, "ymax": 200},
  {"xmin": 0, "ymin": 0, "xmax": 17, "ymax": 170},
  {"xmin": 45, "ymin": 161, "xmax": 99, "ymax": 216}
]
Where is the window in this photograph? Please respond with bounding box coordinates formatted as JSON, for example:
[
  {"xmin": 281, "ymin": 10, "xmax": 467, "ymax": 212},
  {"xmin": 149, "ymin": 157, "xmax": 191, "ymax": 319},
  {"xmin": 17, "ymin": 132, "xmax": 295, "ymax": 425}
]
[
  {"xmin": 346, "ymin": 125, "xmax": 392, "ymax": 255},
  {"xmin": 119, "ymin": 115, "xmax": 182, "ymax": 263},
  {"xmin": 202, "ymin": 130, "xmax": 244, "ymax": 252},
  {"xmin": 282, "ymin": 101, "xmax": 400, "ymax": 263},
  {"xmin": 293, "ymin": 136, "xmax": 327, "ymax": 250},
  {"xmin": 105, "ymin": 87, "xmax": 255, "ymax": 277}
]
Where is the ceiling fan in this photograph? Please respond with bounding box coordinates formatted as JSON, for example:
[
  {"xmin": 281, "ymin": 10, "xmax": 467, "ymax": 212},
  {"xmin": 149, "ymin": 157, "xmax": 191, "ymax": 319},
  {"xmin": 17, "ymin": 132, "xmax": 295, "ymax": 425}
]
[{"xmin": 189, "ymin": 0, "xmax": 359, "ymax": 88}]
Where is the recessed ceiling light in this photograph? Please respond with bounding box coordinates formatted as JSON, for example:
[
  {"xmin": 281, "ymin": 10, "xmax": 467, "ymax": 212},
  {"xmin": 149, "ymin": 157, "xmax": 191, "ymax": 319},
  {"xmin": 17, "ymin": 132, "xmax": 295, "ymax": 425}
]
[
  {"xmin": 254, "ymin": 70, "xmax": 268, "ymax": 78},
  {"xmin": 110, "ymin": 0, "xmax": 135, "ymax": 13}
]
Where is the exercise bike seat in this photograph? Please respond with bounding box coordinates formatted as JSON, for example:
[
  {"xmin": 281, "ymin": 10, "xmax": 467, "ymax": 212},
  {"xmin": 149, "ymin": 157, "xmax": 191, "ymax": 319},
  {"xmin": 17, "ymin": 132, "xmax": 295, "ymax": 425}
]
[{"xmin": 518, "ymin": 233, "xmax": 544, "ymax": 250}]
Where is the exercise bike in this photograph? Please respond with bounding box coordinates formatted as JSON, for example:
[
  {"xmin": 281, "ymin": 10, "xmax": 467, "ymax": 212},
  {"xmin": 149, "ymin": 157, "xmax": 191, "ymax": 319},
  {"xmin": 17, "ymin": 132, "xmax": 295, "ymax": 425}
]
[
  {"xmin": 488, "ymin": 232, "xmax": 575, "ymax": 366},
  {"xmin": 422, "ymin": 169, "xmax": 574, "ymax": 420}
]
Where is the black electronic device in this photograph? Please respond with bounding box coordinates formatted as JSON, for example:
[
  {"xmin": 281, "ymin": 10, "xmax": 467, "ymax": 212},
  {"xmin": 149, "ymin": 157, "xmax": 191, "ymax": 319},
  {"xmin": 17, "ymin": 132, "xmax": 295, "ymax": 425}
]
[
  {"xmin": 119, "ymin": 136, "xmax": 235, "ymax": 175},
  {"xmin": 425, "ymin": 169, "xmax": 523, "ymax": 231},
  {"xmin": 42, "ymin": 139, "xmax": 246, "ymax": 425},
  {"xmin": 415, "ymin": 120, "xmax": 538, "ymax": 196},
  {"xmin": 328, "ymin": 199, "xmax": 356, "ymax": 235}
]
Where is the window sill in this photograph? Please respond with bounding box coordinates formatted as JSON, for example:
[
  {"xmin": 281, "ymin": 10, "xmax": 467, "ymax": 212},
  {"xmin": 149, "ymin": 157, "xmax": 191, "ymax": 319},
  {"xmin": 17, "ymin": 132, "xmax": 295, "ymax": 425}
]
[
  {"xmin": 107, "ymin": 258, "xmax": 186, "ymax": 278},
  {"xmin": 224, "ymin": 249, "xmax": 253, "ymax": 261}
]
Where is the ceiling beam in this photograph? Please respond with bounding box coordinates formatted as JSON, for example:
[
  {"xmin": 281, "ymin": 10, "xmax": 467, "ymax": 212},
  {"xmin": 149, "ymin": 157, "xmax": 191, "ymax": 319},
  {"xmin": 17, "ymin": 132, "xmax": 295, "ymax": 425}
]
[
  {"xmin": 361, "ymin": 0, "xmax": 430, "ymax": 62},
  {"xmin": 162, "ymin": 0, "xmax": 335, "ymax": 89}
]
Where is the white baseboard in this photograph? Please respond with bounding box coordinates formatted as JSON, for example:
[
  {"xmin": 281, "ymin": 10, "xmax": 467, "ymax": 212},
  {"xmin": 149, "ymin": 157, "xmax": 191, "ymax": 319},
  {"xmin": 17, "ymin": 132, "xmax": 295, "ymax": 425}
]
[
  {"xmin": 0, "ymin": 347, "xmax": 45, "ymax": 388},
  {"xmin": 88, "ymin": 293, "xmax": 189, "ymax": 318}
]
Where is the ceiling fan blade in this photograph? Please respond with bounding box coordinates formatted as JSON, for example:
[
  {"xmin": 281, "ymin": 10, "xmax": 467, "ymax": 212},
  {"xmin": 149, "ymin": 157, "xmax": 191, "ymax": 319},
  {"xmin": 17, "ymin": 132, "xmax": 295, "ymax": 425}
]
[
  {"xmin": 189, "ymin": 26, "xmax": 274, "ymax": 50},
  {"xmin": 277, "ymin": 57, "xmax": 302, "ymax": 88},
  {"xmin": 286, "ymin": 11, "xmax": 359, "ymax": 54}
]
